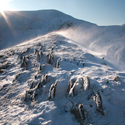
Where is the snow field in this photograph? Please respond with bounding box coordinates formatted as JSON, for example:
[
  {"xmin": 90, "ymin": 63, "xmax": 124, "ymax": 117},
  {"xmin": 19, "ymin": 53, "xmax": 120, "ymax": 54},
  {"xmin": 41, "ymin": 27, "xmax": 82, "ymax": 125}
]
[{"xmin": 0, "ymin": 33, "xmax": 125, "ymax": 124}]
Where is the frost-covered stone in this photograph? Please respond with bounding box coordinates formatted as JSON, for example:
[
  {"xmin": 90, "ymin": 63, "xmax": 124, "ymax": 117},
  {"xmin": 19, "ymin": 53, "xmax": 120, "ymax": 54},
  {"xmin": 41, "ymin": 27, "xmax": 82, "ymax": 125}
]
[
  {"xmin": 68, "ymin": 82, "xmax": 76, "ymax": 97},
  {"xmin": 47, "ymin": 52, "xmax": 54, "ymax": 65},
  {"xmin": 0, "ymin": 62, "xmax": 10, "ymax": 69},
  {"xmin": 83, "ymin": 76, "xmax": 90, "ymax": 91},
  {"xmin": 71, "ymin": 104, "xmax": 85, "ymax": 124},
  {"xmin": 24, "ymin": 89, "xmax": 34, "ymax": 101},
  {"xmin": 114, "ymin": 76, "xmax": 120, "ymax": 82},
  {"xmin": 20, "ymin": 56, "xmax": 28, "ymax": 69},
  {"xmin": 36, "ymin": 51, "xmax": 40, "ymax": 61},
  {"xmin": 39, "ymin": 50, "xmax": 43, "ymax": 57},
  {"xmin": 48, "ymin": 80, "xmax": 58, "ymax": 99},
  {"xmin": 0, "ymin": 69, "xmax": 4, "ymax": 73},
  {"xmin": 68, "ymin": 78, "xmax": 76, "ymax": 92},
  {"xmin": 68, "ymin": 77, "xmax": 84, "ymax": 97},
  {"xmin": 56, "ymin": 58, "xmax": 61, "ymax": 68},
  {"xmin": 93, "ymin": 91, "xmax": 104, "ymax": 115}
]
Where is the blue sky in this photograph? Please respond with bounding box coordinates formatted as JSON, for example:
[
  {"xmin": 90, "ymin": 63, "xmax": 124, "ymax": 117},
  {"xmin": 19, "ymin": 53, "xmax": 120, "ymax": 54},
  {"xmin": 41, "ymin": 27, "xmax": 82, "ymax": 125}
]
[{"xmin": 2, "ymin": 0, "xmax": 125, "ymax": 26}]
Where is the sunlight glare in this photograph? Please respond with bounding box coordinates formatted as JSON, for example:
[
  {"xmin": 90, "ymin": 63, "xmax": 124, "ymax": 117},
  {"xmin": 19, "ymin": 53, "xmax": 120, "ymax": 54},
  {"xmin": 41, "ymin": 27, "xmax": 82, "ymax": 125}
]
[{"xmin": 0, "ymin": 0, "xmax": 11, "ymax": 12}]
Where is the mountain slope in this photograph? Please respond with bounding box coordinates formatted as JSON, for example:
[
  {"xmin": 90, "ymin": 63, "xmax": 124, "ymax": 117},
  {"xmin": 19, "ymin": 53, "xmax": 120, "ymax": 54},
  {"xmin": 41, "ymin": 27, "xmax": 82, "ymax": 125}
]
[
  {"xmin": 0, "ymin": 33, "xmax": 125, "ymax": 125},
  {"xmin": 0, "ymin": 10, "xmax": 125, "ymax": 125},
  {"xmin": 0, "ymin": 10, "xmax": 125, "ymax": 67},
  {"xmin": 0, "ymin": 10, "xmax": 84, "ymax": 49}
]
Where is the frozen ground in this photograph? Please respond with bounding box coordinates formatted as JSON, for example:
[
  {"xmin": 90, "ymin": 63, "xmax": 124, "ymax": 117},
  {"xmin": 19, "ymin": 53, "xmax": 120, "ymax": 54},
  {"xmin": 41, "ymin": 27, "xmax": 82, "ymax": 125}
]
[
  {"xmin": 0, "ymin": 10, "xmax": 125, "ymax": 125},
  {"xmin": 0, "ymin": 33, "xmax": 125, "ymax": 125}
]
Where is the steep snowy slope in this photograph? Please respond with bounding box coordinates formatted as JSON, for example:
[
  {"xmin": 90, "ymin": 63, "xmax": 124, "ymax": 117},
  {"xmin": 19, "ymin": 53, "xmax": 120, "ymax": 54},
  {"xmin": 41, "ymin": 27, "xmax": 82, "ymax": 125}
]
[
  {"xmin": 0, "ymin": 33, "xmax": 125, "ymax": 125},
  {"xmin": 0, "ymin": 10, "xmax": 125, "ymax": 67},
  {"xmin": 0, "ymin": 10, "xmax": 83, "ymax": 49}
]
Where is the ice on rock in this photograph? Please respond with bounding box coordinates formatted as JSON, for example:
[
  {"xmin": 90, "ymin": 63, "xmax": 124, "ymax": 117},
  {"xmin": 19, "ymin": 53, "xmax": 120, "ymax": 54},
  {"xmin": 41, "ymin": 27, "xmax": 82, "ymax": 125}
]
[
  {"xmin": 83, "ymin": 76, "xmax": 90, "ymax": 91},
  {"xmin": 48, "ymin": 80, "xmax": 58, "ymax": 99}
]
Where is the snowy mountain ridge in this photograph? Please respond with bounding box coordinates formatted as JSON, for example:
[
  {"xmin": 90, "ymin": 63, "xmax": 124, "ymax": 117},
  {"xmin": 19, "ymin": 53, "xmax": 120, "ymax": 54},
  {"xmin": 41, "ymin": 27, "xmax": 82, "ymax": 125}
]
[
  {"xmin": 0, "ymin": 10, "xmax": 125, "ymax": 125},
  {"xmin": 0, "ymin": 10, "xmax": 125, "ymax": 67}
]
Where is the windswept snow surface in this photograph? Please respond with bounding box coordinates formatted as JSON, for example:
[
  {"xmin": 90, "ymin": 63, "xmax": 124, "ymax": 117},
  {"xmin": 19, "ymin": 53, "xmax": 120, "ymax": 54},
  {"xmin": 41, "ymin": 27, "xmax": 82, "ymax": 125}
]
[
  {"xmin": 0, "ymin": 10, "xmax": 125, "ymax": 67},
  {"xmin": 0, "ymin": 33, "xmax": 125, "ymax": 125},
  {"xmin": 0, "ymin": 10, "xmax": 125, "ymax": 125}
]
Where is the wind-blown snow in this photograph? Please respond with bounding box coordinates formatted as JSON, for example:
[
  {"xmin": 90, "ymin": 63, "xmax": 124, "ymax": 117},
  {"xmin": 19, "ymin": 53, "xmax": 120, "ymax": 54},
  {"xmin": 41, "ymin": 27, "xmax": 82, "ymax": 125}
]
[
  {"xmin": 0, "ymin": 10, "xmax": 125, "ymax": 67},
  {"xmin": 0, "ymin": 10, "xmax": 125, "ymax": 125}
]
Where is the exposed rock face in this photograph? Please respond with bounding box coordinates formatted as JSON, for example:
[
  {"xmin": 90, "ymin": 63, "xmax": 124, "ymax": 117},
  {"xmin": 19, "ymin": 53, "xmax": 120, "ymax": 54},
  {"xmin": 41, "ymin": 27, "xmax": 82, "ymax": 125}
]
[
  {"xmin": 56, "ymin": 58, "xmax": 61, "ymax": 68},
  {"xmin": 48, "ymin": 80, "xmax": 58, "ymax": 99},
  {"xmin": 24, "ymin": 74, "xmax": 50, "ymax": 102},
  {"xmin": 93, "ymin": 91, "xmax": 104, "ymax": 116},
  {"xmin": 71, "ymin": 104, "xmax": 85, "ymax": 125},
  {"xmin": 83, "ymin": 76, "xmax": 90, "ymax": 91},
  {"xmin": 68, "ymin": 76, "xmax": 90, "ymax": 97},
  {"xmin": 20, "ymin": 56, "xmax": 28, "ymax": 69}
]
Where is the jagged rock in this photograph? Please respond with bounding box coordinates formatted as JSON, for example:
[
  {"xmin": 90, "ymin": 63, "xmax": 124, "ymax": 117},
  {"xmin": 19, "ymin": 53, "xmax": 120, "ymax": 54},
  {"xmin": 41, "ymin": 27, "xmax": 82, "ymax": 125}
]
[
  {"xmin": 74, "ymin": 78, "xmax": 84, "ymax": 95},
  {"xmin": 39, "ymin": 50, "xmax": 43, "ymax": 57},
  {"xmin": 0, "ymin": 69, "xmax": 4, "ymax": 73},
  {"xmin": 48, "ymin": 53, "xmax": 52, "ymax": 64},
  {"xmin": 68, "ymin": 85, "xmax": 75, "ymax": 97},
  {"xmin": 39, "ymin": 65, "xmax": 42, "ymax": 70},
  {"xmin": 38, "ymin": 64, "xmax": 42, "ymax": 73},
  {"xmin": 68, "ymin": 76, "xmax": 90, "ymax": 97},
  {"xmin": 68, "ymin": 78, "xmax": 76, "ymax": 92},
  {"xmin": 83, "ymin": 76, "xmax": 90, "ymax": 91},
  {"xmin": 68, "ymin": 76, "xmax": 89, "ymax": 97},
  {"xmin": 0, "ymin": 62, "xmax": 10, "ymax": 69},
  {"xmin": 71, "ymin": 104, "xmax": 85, "ymax": 125},
  {"xmin": 51, "ymin": 46, "xmax": 54, "ymax": 50},
  {"xmin": 56, "ymin": 58, "xmax": 61, "ymax": 68},
  {"xmin": 51, "ymin": 53, "xmax": 54, "ymax": 59},
  {"xmin": 39, "ymin": 46, "xmax": 43, "ymax": 50},
  {"xmin": 34, "ymin": 50, "xmax": 38, "ymax": 54},
  {"xmin": 20, "ymin": 48, "xmax": 30, "ymax": 56},
  {"xmin": 106, "ymin": 80, "xmax": 109, "ymax": 84},
  {"xmin": 114, "ymin": 76, "xmax": 120, "ymax": 82},
  {"xmin": 13, "ymin": 73, "xmax": 21, "ymax": 82},
  {"xmin": 20, "ymin": 56, "xmax": 28, "ymax": 69},
  {"xmin": 93, "ymin": 91, "xmax": 104, "ymax": 115},
  {"xmin": 68, "ymin": 77, "xmax": 84, "ymax": 97},
  {"xmin": 36, "ymin": 51, "xmax": 40, "ymax": 61},
  {"xmin": 78, "ymin": 104, "xmax": 85, "ymax": 124},
  {"xmin": 36, "ymin": 79, "xmax": 44, "ymax": 89},
  {"xmin": 30, "ymin": 81, "xmax": 36, "ymax": 89},
  {"xmin": 0, "ymin": 55, "xmax": 4, "ymax": 58},
  {"xmin": 24, "ymin": 74, "xmax": 50, "ymax": 101},
  {"xmin": 43, "ymin": 74, "xmax": 48, "ymax": 82},
  {"xmin": 36, "ymin": 43, "xmax": 41, "ymax": 47},
  {"xmin": 47, "ymin": 52, "xmax": 54, "ymax": 65},
  {"xmin": 32, "ymin": 89, "xmax": 39, "ymax": 100},
  {"xmin": 24, "ymin": 83, "xmax": 42, "ymax": 101},
  {"xmin": 48, "ymin": 80, "xmax": 58, "ymax": 99},
  {"xmin": 24, "ymin": 89, "xmax": 34, "ymax": 101}
]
